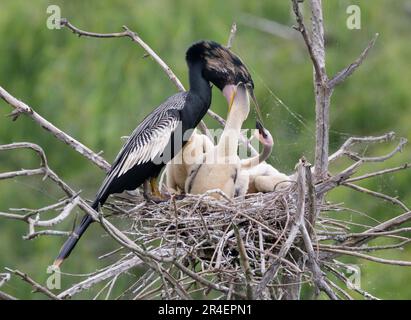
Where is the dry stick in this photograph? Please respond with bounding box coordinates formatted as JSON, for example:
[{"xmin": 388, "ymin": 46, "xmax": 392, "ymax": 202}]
[
  {"xmin": 320, "ymin": 248, "xmax": 411, "ymax": 266},
  {"xmin": 61, "ymin": 18, "xmax": 213, "ymax": 138},
  {"xmin": 339, "ymin": 226, "xmax": 411, "ymax": 241},
  {"xmin": 0, "ymin": 291, "xmax": 17, "ymax": 300},
  {"xmin": 233, "ymin": 225, "xmax": 254, "ymax": 299},
  {"xmin": 315, "ymin": 161, "xmax": 362, "ymax": 195},
  {"xmin": 0, "ymin": 143, "xmax": 83, "ymax": 238},
  {"xmin": 305, "ymin": 162, "xmax": 317, "ymax": 231},
  {"xmin": 316, "ymin": 135, "xmax": 407, "ymax": 194},
  {"xmin": 1, "ymin": 143, "xmax": 174, "ymax": 291},
  {"xmin": 291, "ymin": 0, "xmax": 324, "ymax": 84},
  {"xmin": 319, "ymin": 240, "xmax": 411, "ymax": 252},
  {"xmin": 58, "ymin": 256, "xmax": 141, "ymax": 299},
  {"xmin": 258, "ymin": 227, "xmax": 266, "ymax": 274},
  {"xmin": 343, "ymin": 182, "xmax": 410, "ymax": 212},
  {"xmin": 23, "ymin": 230, "xmax": 71, "ymax": 240},
  {"xmin": 158, "ymin": 264, "xmax": 191, "ymax": 300},
  {"xmin": 295, "ymin": 161, "xmax": 338, "ymax": 299},
  {"xmin": 324, "ymin": 278, "xmax": 353, "ymax": 300},
  {"xmin": 328, "ymin": 33, "xmax": 379, "ymax": 88},
  {"xmin": 299, "ymin": 222, "xmax": 338, "ymax": 299},
  {"xmin": 328, "ymin": 132, "xmax": 396, "ymax": 163},
  {"xmin": 345, "ymin": 163, "xmax": 411, "ymax": 183},
  {"xmin": 60, "ymin": 19, "xmax": 184, "ymax": 91},
  {"xmin": 61, "ymin": 19, "xmax": 258, "ymax": 155},
  {"xmin": 0, "ymin": 142, "xmax": 48, "ymax": 167},
  {"xmin": 293, "ymin": 0, "xmax": 378, "ymax": 182},
  {"xmin": 349, "ymin": 137, "xmax": 407, "ymax": 163},
  {"xmin": 58, "ymin": 247, "xmax": 180, "ymax": 299},
  {"xmin": 0, "ymin": 87, "xmax": 110, "ymax": 172},
  {"xmin": 5, "ymin": 268, "xmax": 61, "ymax": 300},
  {"xmin": 172, "ymin": 260, "xmax": 247, "ymax": 299},
  {"xmin": 325, "ymin": 264, "xmax": 379, "ymax": 300},
  {"xmin": 255, "ymin": 159, "xmax": 306, "ymax": 299},
  {"xmin": 347, "ymin": 211, "xmax": 411, "ymax": 246},
  {"xmin": 321, "ymin": 211, "xmax": 411, "ymax": 262}
]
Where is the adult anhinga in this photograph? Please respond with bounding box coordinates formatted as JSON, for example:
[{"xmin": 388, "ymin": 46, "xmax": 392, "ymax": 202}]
[{"xmin": 53, "ymin": 40, "xmax": 257, "ymax": 267}]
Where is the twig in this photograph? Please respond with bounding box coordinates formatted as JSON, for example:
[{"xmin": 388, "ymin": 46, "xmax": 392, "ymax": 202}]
[
  {"xmin": 328, "ymin": 132, "xmax": 396, "ymax": 163},
  {"xmin": 0, "ymin": 291, "xmax": 17, "ymax": 300},
  {"xmin": 60, "ymin": 19, "xmax": 184, "ymax": 91},
  {"xmin": 345, "ymin": 163, "xmax": 411, "ymax": 183},
  {"xmin": 321, "ymin": 248, "xmax": 411, "ymax": 266},
  {"xmin": 60, "ymin": 18, "xmax": 214, "ymax": 139},
  {"xmin": 299, "ymin": 223, "xmax": 338, "ymax": 299},
  {"xmin": 233, "ymin": 225, "xmax": 254, "ymax": 299},
  {"xmin": 5, "ymin": 268, "xmax": 61, "ymax": 300},
  {"xmin": 255, "ymin": 159, "xmax": 306, "ymax": 298},
  {"xmin": 0, "ymin": 87, "xmax": 110, "ymax": 172},
  {"xmin": 329, "ymin": 33, "xmax": 379, "ymax": 88},
  {"xmin": 325, "ymin": 264, "xmax": 379, "ymax": 300},
  {"xmin": 343, "ymin": 182, "xmax": 410, "ymax": 212},
  {"xmin": 291, "ymin": 0, "xmax": 324, "ymax": 84}
]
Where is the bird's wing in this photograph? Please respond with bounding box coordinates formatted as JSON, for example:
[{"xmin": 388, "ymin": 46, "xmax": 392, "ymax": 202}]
[
  {"xmin": 116, "ymin": 110, "xmax": 181, "ymax": 176},
  {"xmin": 93, "ymin": 93, "xmax": 188, "ymax": 204}
]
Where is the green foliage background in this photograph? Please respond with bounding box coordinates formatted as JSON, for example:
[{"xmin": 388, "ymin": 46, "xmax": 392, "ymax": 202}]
[{"xmin": 0, "ymin": 0, "xmax": 410, "ymax": 299}]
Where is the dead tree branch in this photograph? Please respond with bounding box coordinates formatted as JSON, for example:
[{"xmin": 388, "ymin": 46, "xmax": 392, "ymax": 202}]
[
  {"xmin": 329, "ymin": 33, "xmax": 379, "ymax": 88},
  {"xmin": 0, "ymin": 87, "xmax": 110, "ymax": 172},
  {"xmin": 5, "ymin": 268, "xmax": 61, "ymax": 300}
]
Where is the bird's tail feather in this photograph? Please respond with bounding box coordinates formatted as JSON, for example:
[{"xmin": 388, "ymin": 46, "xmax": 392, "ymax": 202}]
[{"xmin": 52, "ymin": 199, "xmax": 99, "ymax": 268}]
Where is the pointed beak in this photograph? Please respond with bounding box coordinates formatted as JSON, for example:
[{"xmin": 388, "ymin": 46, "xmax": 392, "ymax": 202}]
[
  {"xmin": 248, "ymin": 88, "xmax": 264, "ymax": 125},
  {"xmin": 223, "ymin": 84, "xmax": 237, "ymax": 113},
  {"xmin": 255, "ymin": 120, "xmax": 273, "ymax": 146}
]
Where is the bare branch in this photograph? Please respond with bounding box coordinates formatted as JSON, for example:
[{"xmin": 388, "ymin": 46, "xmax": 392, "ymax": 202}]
[
  {"xmin": 329, "ymin": 33, "xmax": 379, "ymax": 88},
  {"xmin": 300, "ymin": 222, "xmax": 338, "ymax": 299},
  {"xmin": 60, "ymin": 18, "xmax": 216, "ymax": 139},
  {"xmin": 0, "ymin": 291, "xmax": 17, "ymax": 300},
  {"xmin": 5, "ymin": 268, "xmax": 61, "ymax": 300},
  {"xmin": 343, "ymin": 182, "xmax": 410, "ymax": 212},
  {"xmin": 255, "ymin": 159, "xmax": 307, "ymax": 298},
  {"xmin": 61, "ymin": 19, "xmax": 185, "ymax": 92},
  {"xmin": 329, "ymin": 131, "xmax": 396, "ymax": 163},
  {"xmin": 344, "ymin": 163, "xmax": 411, "ymax": 183},
  {"xmin": 291, "ymin": 0, "xmax": 325, "ymax": 84},
  {"xmin": 233, "ymin": 225, "xmax": 254, "ymax": 299},
  {"xmin": 0, "ymin": 87, "xmax": 110, "ymax": 172},
  {"xmin": 321, "ymin": 248, "xmax": 411, "ymax": 266}
]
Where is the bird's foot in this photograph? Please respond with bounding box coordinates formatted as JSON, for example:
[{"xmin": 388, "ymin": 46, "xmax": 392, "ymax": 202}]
[
  {"xmin": 172, "ymin": 193, "xmax": 186, "ymax": 201},
  {"xmin": 143, "ymin": 193, "xmax": 170, "ymax": 204}
]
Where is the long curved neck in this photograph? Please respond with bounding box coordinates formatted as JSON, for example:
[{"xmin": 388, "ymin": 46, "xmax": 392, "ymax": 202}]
[
  {"xmin": 241, "ymin": 142, "xmax": 272, "ymax": 169},
  {"xmin": 188, "ymin": 61, "xmax": 211, "ymax": 106},
  {"xmin": 216, "ymin": 110, "xmax": 245, "ymax": 158}
]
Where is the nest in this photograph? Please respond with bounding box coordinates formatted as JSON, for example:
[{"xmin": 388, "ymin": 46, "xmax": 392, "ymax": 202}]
[{"xmin": 99, "ymin": 182, "xmax": 331, "ymax": 299}]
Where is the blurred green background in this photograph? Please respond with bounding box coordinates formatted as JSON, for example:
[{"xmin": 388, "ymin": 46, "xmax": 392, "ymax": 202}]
[{"xmin": 0, "ymin": 0, "xmax": 410, "ymax": 299}]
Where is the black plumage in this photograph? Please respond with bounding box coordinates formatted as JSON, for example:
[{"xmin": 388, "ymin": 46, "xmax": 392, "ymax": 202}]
[{"xmin": 53, "ymin": 40, "xmax": 255, "ymax": 267}]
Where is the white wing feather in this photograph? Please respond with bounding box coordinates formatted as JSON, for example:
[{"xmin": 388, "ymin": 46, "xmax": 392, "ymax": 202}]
[{"xmin": 117, "ymin": 118, "xmax": 179, "ymax": 177}]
